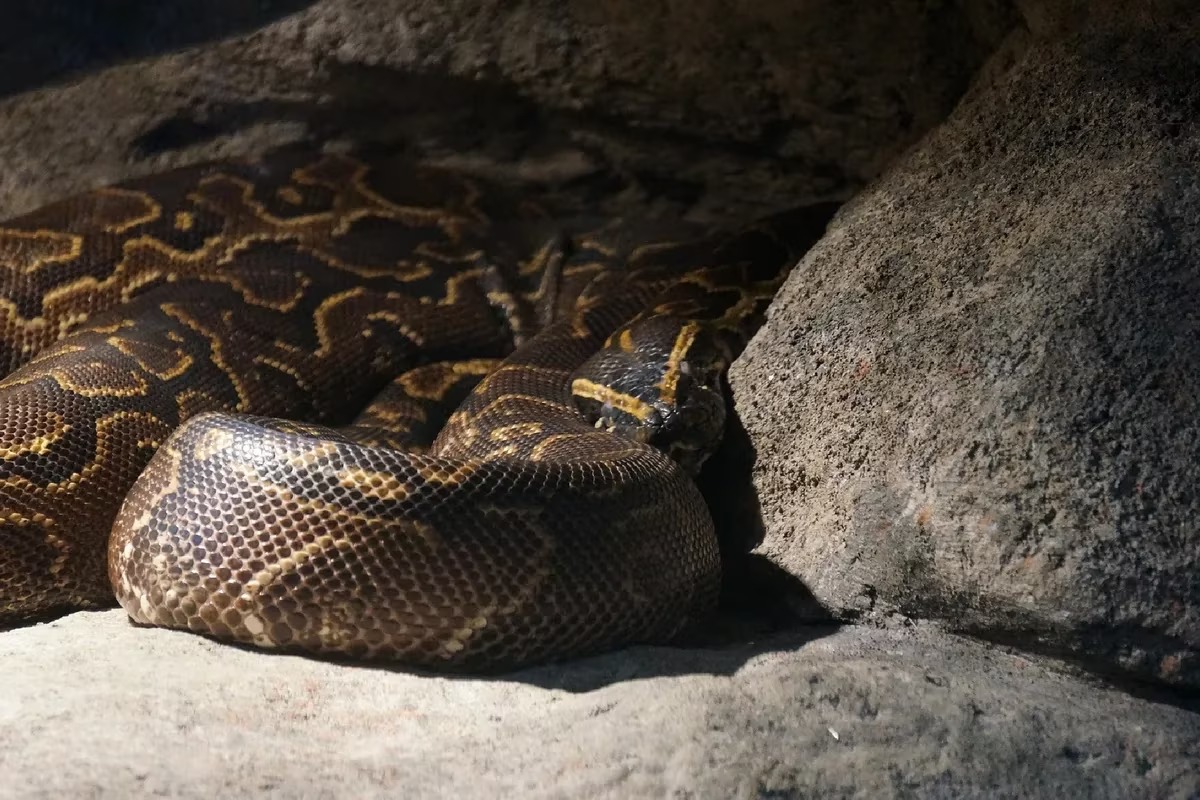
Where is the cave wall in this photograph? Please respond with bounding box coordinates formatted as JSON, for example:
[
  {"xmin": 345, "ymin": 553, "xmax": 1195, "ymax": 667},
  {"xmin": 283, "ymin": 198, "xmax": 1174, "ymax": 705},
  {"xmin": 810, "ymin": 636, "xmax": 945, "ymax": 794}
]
[{"xmin": 0, "ymin": 0, "xmax": 1017, "ymax": 221}]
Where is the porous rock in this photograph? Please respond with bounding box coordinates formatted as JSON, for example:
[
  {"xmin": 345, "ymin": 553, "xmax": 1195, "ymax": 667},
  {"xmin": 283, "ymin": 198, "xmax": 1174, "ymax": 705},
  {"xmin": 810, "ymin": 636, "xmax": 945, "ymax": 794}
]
[
  {"xmin": 2, "ymin": 611, "xmax": 1197, "ymax": 798},
  {"xmin": 732, "ymin": 6, "xmax": 1200, "ymax": 688}
]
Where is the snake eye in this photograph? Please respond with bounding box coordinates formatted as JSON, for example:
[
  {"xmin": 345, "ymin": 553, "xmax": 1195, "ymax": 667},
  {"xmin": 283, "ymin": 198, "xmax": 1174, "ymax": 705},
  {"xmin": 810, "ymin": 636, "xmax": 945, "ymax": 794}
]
[{"xmin": 571, "ymin": 316, "xmax": 730, "ymax": 473}]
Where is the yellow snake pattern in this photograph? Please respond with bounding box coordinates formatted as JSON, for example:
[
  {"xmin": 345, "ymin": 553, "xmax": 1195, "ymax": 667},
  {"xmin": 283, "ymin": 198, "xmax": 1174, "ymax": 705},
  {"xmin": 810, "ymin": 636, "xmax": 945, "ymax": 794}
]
[{"xmin": 0, "ymin": 148, "xmax": 833, "ymax": 670}]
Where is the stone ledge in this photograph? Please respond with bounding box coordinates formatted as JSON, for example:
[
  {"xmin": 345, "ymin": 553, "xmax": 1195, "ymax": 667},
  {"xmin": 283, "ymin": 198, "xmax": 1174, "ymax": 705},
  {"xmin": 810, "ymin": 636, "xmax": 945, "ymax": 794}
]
[{"xmin": 2, "ymin": 611, "xmax": 1196, "ymax": 798}]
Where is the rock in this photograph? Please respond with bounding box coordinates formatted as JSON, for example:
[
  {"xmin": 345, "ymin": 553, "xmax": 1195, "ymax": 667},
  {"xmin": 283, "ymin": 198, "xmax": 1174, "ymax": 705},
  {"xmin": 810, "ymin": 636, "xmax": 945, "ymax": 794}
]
[
  {"xmin": 1, "ymin": 611, "xmax": 1196, "ymax": 798},
  {"xmin": 0, "ymin": 0, "xmax": 1016, "ymax": 221},
  {"xmin": 732, "ymin": 8, "xmax": 1200, "ymax": 688},
  {"xmin": 1015, "ymin": 0, "xmax": 1198, "ymax": 36}
]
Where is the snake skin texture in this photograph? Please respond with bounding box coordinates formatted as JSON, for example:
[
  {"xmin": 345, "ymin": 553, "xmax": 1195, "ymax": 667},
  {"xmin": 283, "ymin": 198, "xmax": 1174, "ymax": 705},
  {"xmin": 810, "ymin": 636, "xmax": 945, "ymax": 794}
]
[{"xmin": 0, "ymin": 147, "xmax": 834, "ymax": 670}]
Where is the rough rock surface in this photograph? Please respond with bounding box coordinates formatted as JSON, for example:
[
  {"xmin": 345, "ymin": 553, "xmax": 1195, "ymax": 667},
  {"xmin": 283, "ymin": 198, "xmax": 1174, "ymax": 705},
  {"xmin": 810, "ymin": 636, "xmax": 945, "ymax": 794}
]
[
  {"xmin": 0, "ymin": 0, "xmax": 1015, "ymax": 221},
  {"xmin": 732, "ymin": 8, "xmax": 1200, "ymax": 689},
  {"xmin": 2, "ymin": 611, "xmax": 1197, "ymax": 798}
]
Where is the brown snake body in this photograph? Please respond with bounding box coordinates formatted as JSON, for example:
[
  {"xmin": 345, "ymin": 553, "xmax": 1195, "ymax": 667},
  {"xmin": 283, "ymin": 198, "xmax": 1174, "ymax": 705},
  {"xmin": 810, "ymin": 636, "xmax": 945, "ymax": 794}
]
[{"xmin": 0, "ymin": 148, "xmax": 833, "ymax": 670}]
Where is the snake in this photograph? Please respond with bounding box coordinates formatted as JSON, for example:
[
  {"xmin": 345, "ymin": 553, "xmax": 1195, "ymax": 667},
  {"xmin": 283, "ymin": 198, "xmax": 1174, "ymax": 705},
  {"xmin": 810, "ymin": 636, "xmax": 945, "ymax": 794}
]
[{"xmin": 0, "ymin": 147, "xmax": 834, "ymax": 670}]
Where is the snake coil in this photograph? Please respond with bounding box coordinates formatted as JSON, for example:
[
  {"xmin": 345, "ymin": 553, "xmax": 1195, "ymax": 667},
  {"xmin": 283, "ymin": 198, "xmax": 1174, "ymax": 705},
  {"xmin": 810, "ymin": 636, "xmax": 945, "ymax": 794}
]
[{"xmin": 0, "ymin": 149, "xmax": 833, "ymax": 670}]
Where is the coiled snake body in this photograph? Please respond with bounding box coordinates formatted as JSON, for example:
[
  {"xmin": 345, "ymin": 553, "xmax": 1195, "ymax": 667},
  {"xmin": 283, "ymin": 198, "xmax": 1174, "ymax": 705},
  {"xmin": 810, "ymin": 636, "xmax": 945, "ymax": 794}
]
[{"xmin": 0, "ymin": 149, "xmax": 831, "ymax": 670}]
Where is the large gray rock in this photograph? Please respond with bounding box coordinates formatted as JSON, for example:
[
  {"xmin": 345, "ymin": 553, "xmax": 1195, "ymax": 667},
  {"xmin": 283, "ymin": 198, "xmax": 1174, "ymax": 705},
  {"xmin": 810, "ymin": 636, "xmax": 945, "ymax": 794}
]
[
  {"xmin": 0, "ymin": 0, "xmax": 1015, "ymax": 220},
  {"xmin": 732, "ymin": 8, "xmax": 1200, "ymax": 688},
  {"xmin": 2, "ymin": 611, "xmax": 1197, "ymax": 798}
]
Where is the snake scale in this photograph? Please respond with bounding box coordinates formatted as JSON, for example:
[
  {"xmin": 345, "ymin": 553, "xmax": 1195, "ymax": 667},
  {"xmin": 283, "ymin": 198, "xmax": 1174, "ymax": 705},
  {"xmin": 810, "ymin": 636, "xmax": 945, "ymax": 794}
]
[{"xmin": 0, "ymin": 148, "xmax": 833, "ymax": 670}]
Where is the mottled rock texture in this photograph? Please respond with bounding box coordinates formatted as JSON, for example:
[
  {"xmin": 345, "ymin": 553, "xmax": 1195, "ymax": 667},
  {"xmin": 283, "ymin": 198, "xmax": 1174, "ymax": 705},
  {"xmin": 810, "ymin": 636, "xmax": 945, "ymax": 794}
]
[
  {"xmin": 2, "ymin": 611, "xmax": 1197, "ymax": 799},
  {"xmin": 0, "ymin": 0, "xmax": 1015, "ymax": 221},
  {"xmin": 732, "ymin": 4, "xmax": 1200, "ymax": 689}
]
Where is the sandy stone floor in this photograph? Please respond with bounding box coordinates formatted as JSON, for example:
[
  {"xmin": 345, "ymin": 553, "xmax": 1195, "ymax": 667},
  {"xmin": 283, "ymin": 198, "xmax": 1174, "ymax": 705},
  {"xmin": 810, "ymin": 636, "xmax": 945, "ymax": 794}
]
[{"xmin": 2, "ymin": 611, "xmax": 1197, "ymax": 798}]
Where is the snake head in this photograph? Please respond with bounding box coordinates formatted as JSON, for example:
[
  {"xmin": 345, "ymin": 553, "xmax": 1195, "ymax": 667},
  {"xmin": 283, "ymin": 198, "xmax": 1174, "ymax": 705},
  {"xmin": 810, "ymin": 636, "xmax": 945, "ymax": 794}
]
[{"xmin": 571, "ymin": 315, "xmax": 728, "ymax": 474}]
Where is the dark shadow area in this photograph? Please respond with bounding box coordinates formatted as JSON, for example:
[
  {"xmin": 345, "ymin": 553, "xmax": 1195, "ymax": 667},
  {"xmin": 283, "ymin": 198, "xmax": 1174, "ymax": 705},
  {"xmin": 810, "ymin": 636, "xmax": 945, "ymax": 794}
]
[
  {"xmin": 0, "ymin": 0, "xmax": 316, "ymax": 99},
  {"xmin": 123, "ymin": 63, "xmax": 840, "ymax": 221},
  {"xmin": 510, "ymin": 622, "xmax": 841, "ymax": 695},
  {"xmin": 131, "ymin": 67, "xmax": 558, "ymax": 167},
  {"xmin": 948, "ymin": 623, "xmax": 1200, "ymax": 714},
  {"xmin": 120, "ymin": 610, "xmax": 839, "ymax": 696},
  {"xmin": 126, "ymin": 66, "xmax": 665, "ymax": 215},
  {"xmin": 510, "ymin": 557, "xmax": 839, "ymax": 694},
  {"xmin": 697, "ymin": 389, "xmax": 770, "ymax": 558},
  {"xmin": 0, "ymin": 604, "xmax": 91, "ymax": 633}
]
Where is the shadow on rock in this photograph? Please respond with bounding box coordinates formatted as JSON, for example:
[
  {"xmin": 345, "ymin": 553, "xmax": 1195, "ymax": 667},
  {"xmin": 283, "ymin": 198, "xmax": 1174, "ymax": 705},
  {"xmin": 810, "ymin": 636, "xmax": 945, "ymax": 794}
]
[
  {"xmin": 125, "ymin": 62, "xmax": 837, "ymax": 220},
  {"xmin": 129, "ymin": 66, "xmax": 555, "ymax": 161},
  {"xmin": 510, "ymin": 623, "xmax": 840, "ymax": 694},
  {"xmin": 0, "ymin": 0, "xmax": 316, "ymax": 99},
  {"xmin": 127, "ymin": 65, "xmax": 669, "ymax": 213},
  {"xmin": 508, "ymin": 554, "xmax": 840, "ymax": 693}
]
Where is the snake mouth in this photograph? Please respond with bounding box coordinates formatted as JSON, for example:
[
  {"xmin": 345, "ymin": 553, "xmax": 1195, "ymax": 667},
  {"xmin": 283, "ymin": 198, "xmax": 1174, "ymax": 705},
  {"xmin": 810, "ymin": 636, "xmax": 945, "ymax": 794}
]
[{"xmin": 582, "ymin": 373, "xmax": 727, "ymax": 474}]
